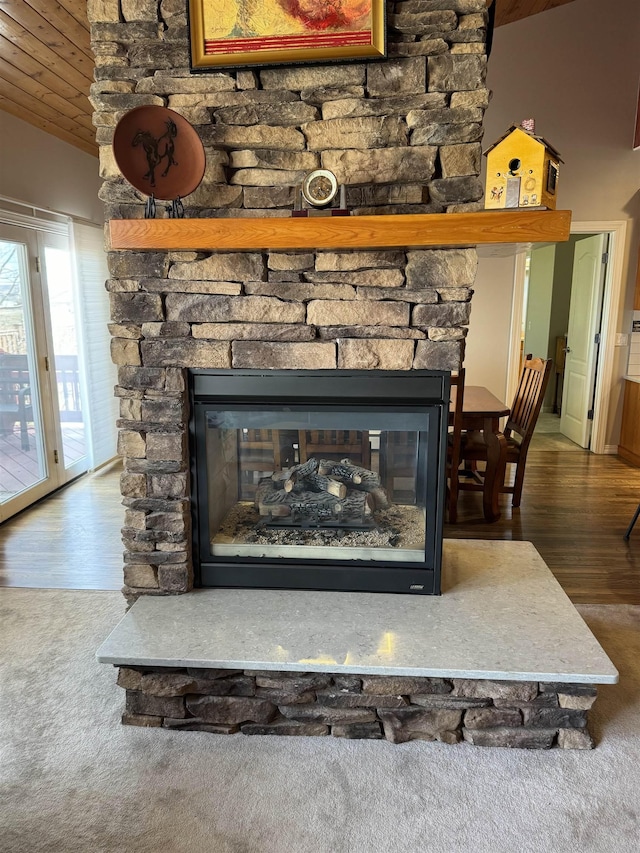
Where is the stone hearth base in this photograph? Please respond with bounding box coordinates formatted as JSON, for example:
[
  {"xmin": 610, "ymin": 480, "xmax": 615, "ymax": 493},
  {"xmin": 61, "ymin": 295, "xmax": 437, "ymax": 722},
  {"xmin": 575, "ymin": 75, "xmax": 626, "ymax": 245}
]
[
  {"xmin": 98, "ymin": 540, "xmax": 617, "ymax": 749},
  {"xmin": 119, "ymin": 666, "xmax": 597, "ymax": 748}
]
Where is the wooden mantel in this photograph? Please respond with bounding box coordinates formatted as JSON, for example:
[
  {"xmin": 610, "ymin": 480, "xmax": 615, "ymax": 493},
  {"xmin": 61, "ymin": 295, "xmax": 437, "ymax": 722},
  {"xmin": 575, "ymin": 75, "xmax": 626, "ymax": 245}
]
[{"xmin": 108, "ymin": 209, "xmax": 571, "ymax": 252}]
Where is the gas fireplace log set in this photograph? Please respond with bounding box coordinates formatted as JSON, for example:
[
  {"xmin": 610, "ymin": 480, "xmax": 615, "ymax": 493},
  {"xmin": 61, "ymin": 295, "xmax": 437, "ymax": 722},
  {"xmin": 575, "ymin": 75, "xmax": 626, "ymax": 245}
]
[{"xmin": 256, "ymin": 458, "xmax": 387, "ymax": 525}]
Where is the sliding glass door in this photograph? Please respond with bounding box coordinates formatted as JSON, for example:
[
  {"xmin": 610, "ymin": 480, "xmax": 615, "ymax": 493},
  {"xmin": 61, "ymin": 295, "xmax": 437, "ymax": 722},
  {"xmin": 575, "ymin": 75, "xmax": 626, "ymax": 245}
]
[
  {"xmin": 0, "ymin": 226, "xmax": 51, "ymax": 516},
  {"xmin": 0, "ymin": 224, "xmax": 88, "ymax": 521}
]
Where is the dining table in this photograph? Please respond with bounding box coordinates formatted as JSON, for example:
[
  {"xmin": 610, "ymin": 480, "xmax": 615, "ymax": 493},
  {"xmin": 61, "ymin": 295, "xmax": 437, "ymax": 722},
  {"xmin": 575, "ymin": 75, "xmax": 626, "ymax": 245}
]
[{"xmin": 451, "ymin": 385, "xmax": 510, "ymax": 522}]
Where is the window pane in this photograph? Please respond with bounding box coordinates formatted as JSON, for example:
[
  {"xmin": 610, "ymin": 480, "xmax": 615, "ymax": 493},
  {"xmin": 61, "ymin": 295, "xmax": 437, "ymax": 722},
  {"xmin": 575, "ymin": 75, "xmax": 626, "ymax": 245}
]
[
  {"xmin": 0, "ymin": 240, "xmax": 46, "ymax": 502},
  {"xmin": 44, "ymin": 246, "xmax": 86, "ymax": 468}
]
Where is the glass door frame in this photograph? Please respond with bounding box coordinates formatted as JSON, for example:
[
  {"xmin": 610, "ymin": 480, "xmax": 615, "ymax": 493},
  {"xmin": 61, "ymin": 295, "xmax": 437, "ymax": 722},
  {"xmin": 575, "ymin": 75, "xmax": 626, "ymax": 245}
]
[
  {"xmin": 0, "ymin": 221, "xmax": 88, "ymax": 521},
  {"xmin": 0, "ymin": 224, "xmax": 59, "ymax": 520},
  {"xmin": 189, "ymin": 369, "xmax": 448, "ymax": 595},
  {"xmin": 37, "ymin": 230, "xmax": 88, "ymax": 480}
]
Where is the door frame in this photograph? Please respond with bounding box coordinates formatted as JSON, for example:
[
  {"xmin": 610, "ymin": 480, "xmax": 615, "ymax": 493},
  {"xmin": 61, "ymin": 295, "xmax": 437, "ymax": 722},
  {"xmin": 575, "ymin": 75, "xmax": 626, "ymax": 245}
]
[
  {"xmin": 507, "ymin": 220, "xmax": 628, "ymax": 454},
  {"xmin": 0, "ymin": 216, "xmax": 92, "ymax": 521},
  {"xmin": 37, "ymin": 230, "xmax": 89, "ymax": 479},
  {"xmin": 0, "ymin": 224, "xmax": 60, "ymax": 520}
]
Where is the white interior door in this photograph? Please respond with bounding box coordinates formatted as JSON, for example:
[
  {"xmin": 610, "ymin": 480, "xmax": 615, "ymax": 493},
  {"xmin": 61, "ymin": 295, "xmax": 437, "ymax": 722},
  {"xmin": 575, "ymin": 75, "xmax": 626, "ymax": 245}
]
[{"xmin": 560, "ymin": 234, "xmax": 607, "ymax": 448}]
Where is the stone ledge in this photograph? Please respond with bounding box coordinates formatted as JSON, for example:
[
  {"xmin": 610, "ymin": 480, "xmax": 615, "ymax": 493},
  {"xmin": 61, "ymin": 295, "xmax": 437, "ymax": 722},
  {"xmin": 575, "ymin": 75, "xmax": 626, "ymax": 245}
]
[{"xmin": 97, "ymin": 540, "xmax": 618, "ymax": 685}]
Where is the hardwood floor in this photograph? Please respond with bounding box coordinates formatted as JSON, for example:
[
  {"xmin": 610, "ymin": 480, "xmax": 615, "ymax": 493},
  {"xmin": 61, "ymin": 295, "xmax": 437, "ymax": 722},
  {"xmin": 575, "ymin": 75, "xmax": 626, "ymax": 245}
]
[
  {"xmin": 446, "ymin": 448, "xmax": 640, "ymax": 604},
  {"xmin": 0, "ymin": 460, "xmax": 123, "ymax": 590},
  {"xmin": 0, "ymin": 446, "xmax": 639, "ymax": 603}
]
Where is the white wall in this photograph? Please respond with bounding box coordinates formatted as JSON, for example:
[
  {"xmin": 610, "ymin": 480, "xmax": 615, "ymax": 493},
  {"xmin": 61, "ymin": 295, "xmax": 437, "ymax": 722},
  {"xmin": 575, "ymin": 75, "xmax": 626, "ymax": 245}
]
[
  {"xmin": 485, "ymin": 0, "xmax": 639, "ymax": 226},
  {"xmin": 471, "ymin": 0, "xmax": 640, "ymax": 444},
  {"xmin": 524, "ymin": 245, "xmax": 555, "ymax": 360},
  {"xmin": 464, "ymin": 251, "xmax": 516, "ymax": 399},
  {"xmin": 0, "ymin": 113, "xmax": 103, "ymax": 224}
]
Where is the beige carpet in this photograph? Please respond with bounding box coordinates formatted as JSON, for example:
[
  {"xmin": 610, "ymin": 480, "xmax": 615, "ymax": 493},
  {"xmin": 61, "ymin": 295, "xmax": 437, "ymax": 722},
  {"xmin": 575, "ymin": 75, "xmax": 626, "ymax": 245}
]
[{"xmin": 1, "ymin": 588, "xmax": 639, "ymax": 853}]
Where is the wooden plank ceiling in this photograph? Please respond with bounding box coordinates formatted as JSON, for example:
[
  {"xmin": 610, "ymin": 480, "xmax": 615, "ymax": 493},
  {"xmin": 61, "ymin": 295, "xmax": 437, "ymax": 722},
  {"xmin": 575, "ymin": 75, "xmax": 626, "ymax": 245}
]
[
  {"xmin": 0, "ymin": 0, "xmax": 577, "ymax": 159},
  {"xmin": 0, "ymin": 0, "xmax": 96, "ymax": 156}
]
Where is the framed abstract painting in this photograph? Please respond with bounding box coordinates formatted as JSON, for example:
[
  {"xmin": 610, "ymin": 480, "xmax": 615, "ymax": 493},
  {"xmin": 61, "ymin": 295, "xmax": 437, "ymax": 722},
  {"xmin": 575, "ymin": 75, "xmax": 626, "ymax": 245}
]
[{"xmin": 188, "ymin": 0, "xmax": 386, "ymax": 70}]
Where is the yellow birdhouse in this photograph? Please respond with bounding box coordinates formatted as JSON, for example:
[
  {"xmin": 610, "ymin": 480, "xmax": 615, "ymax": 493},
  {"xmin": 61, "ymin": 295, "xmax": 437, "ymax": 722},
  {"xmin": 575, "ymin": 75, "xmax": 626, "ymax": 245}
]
[{"xmin": 484, "ymin": 120, "xmax": 562, "ymax": 210}]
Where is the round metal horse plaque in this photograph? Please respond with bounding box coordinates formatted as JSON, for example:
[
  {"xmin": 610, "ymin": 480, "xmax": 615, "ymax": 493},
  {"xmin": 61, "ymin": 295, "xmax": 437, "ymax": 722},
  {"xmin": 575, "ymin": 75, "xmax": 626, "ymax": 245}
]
[{"xmin": 113, "ymin": 106, "xmax": 206, "ymax": 202}]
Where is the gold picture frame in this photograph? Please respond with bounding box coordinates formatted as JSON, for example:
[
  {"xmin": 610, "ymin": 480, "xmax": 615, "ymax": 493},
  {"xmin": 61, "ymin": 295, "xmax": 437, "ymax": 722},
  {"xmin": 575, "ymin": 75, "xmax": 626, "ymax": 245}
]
[{"xmin": 188, "ymin": 0, "xmax": 386, "ymax": 71}]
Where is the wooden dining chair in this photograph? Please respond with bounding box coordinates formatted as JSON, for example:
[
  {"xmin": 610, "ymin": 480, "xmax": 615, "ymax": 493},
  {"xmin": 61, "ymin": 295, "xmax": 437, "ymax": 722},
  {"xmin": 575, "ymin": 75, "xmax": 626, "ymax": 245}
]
[
  {"xmin": 298, "ymin": 430, "xmax": 371, "ymax": 469},
  {"xmin": 459, "ymin": 355, "xmax": 553, "ymax": 508},
  {"xmin": 237, "ymin": 429, "xmax": 296, "ymax": 499},
  {"xmin": 446, "ymin": 368, "xmax": 466, "ymax": 523},
  {"xmin": 379, "ymin": 430, "xmax": 418, "ymax": 503}
]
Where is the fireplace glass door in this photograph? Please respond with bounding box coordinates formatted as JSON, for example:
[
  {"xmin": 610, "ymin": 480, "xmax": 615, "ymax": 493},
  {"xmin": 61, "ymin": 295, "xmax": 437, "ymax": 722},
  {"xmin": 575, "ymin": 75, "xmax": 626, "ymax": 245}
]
[{"xmin": 191, "ymin": 371, "xmax": 448, "ymax": 594}]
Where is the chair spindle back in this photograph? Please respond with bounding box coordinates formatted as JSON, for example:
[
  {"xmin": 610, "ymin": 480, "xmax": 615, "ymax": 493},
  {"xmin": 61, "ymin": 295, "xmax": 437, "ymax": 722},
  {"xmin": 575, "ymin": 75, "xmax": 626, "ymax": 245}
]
[{"xmin": 504, "ymin": 355, "xmax": 553, "ymax": 442}]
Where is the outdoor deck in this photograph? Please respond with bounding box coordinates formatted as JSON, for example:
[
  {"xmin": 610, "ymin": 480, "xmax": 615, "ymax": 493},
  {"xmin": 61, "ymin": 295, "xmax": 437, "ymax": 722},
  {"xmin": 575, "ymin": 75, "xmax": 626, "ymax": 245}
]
[{"xmin": 0, "ymin": 424, "xmax": 86, "ymax": 502}]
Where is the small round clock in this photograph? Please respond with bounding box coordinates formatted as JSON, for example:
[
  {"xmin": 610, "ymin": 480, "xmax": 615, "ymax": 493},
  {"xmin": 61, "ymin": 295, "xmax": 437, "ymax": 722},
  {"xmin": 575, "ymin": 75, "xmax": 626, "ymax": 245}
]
[{"xmin": 301, "ymin": 169, "xmax": 339, "ymax": 207}]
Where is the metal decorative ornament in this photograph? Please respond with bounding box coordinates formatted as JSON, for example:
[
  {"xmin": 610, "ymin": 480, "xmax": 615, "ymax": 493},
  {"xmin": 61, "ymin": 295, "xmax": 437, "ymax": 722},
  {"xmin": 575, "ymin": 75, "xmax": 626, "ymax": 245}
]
[
  {"xmin": 301, "ymin": 169, "xmax": 339, "ymax": 207},
  {"xmin": 113, "ymin": 106, "xmax": 206, "ymax": 218}
]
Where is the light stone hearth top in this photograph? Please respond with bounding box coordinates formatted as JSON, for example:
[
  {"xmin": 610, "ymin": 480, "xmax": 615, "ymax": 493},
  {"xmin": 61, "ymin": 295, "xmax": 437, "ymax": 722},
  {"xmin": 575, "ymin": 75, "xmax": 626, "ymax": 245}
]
[{"xmin": 97, "ymin": 540, "xmax": 618, "ymax": 684}]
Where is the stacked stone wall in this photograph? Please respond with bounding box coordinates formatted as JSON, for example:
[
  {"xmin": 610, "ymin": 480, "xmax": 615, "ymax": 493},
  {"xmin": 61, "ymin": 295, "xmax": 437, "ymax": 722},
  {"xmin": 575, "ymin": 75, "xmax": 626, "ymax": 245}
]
[
  {"xmin": 119, "ymin": 667, "xmax": 597, "ymax": 749},
  {"xmin": 88, "ymin": 0, "xmax": 490, "ymax": 596}
]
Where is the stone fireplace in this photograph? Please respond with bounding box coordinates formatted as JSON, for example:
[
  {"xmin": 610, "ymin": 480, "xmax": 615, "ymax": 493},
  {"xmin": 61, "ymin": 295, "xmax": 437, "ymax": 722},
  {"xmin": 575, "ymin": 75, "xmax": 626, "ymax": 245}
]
[
  {"xmin": 92, "ymin": 0, "xmax": 488, "ymax": 598},
  {"xmin": 93, "ymin": 2, "xmax": 617, "ymax": 747}
]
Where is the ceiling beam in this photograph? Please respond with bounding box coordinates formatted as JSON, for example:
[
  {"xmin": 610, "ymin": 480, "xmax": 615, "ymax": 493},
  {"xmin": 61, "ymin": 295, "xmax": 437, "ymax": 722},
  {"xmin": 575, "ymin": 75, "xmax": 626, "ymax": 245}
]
[{"xmin": 493, "ymin": 0, "xmax": 578, "ymax": 28}]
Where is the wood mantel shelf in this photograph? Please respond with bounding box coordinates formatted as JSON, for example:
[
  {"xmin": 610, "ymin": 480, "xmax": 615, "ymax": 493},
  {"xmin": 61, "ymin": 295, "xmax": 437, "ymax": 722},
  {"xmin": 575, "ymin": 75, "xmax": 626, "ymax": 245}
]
[{"xmin": 108, "ymin": 209, "xmax": 571, "ymax": 252}]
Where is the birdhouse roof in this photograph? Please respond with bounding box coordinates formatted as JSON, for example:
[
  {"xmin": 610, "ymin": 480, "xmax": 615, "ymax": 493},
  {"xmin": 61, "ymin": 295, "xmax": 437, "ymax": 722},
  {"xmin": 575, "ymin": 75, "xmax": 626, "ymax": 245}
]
[{"xmin": 483, "ymin": 125, "xmax": 563, "ymax": 162}]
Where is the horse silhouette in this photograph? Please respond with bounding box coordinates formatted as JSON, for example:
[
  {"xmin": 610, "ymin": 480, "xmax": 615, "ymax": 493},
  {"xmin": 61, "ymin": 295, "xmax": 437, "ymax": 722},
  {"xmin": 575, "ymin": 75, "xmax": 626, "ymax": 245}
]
[{"xmin": 132, "ymin": 119, "xmax": 179, "ymax": 188}]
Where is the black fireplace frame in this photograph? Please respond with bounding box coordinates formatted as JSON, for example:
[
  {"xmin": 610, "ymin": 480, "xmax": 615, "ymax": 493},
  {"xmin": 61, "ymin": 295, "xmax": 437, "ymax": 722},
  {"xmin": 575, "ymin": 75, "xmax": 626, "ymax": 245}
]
[{"xmin": 189, "ymin": 369, "xmax": 449, "ymax": 595}]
